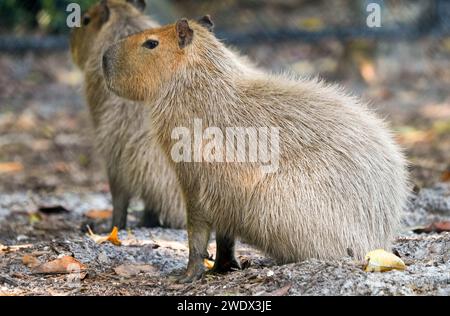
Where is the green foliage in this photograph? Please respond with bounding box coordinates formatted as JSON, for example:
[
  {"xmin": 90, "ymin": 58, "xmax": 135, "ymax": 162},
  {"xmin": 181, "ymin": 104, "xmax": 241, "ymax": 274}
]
[
  {"xmin": 0, "ymin": 0, "xmax": 32, "ymax": 31},
  {"xmin": 0, "ymin": 0, "xmax": 97, "ymax": 34}
]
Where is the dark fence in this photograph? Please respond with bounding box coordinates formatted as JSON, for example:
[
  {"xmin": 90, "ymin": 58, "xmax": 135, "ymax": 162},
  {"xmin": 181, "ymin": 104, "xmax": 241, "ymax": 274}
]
[{"xmin": 0, "ymin": 0, "xmax": 449, "ymax": 53}]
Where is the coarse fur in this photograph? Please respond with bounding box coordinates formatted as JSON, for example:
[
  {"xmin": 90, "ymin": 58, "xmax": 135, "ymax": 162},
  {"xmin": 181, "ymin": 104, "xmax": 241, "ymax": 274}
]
[
  {"xmin": 70, "ymin": 0, "xmax": 186, "ymax": 229},
  {"xmin": 103, "ymin": 19, "xmax": 410, "ymax": 282}
]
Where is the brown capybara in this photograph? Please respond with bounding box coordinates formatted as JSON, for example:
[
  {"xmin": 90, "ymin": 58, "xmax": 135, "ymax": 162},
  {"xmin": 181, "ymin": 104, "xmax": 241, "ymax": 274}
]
[
  {"xmin": 102, "ymin": 17, "xmax": 409, "ymax": 282},
  {"xmin": 70, "ymin": 0, "xmax": 186, "ymax": 229}
]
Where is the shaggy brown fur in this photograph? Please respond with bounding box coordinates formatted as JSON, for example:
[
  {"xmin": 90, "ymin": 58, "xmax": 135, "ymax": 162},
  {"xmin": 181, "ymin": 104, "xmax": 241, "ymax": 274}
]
[
  {"xmin": 103, "ymin": 18, "xmax": 409, "ymax": 282},
  {"xmin": 70, "ymin": 0, "xmax": 186, "ymax": 229}
]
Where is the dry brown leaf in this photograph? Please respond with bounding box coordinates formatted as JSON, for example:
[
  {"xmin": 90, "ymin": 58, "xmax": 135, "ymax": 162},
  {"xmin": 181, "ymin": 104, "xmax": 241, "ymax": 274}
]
[
  {"xmin": 153, "ymin": 240, "xmax": 187, "ymax": 251},
  {"xmin": 413, "ymin": 221, "xmax": 450, "ymax": 234},
  {"xmin": 114, "ymin": 264, "xmax": 157, "ymax": 278},
  {"xmin": 33, "ymin": 256, "xmax": 86, "ymax": 274},
  {"xmin": 119, "ymin": 231, "xmax": 157, "ymax": 247},
  {"xmin": 87, "ymin": 226, "xmax": 121, "ymax": 246},
  {"xmin": 0, "ymin": 162, "xmax": 23, "ymax": 174},
  {"xmin": 364, "ymin": 249, "xmax": 406, "ymax": 272},
  {"xmin": 85, "ymin": 209, "xmax": 112, "ymax": 220},
  {"xmin": 441, "ymin": 171, "xmax": 450, "ymax": 182},
  {"xmin": 52, "ymin": 161, "xmax": 70, "ymax": 173},
  {"xmin": 22, "ymin": 254, "xmax": 41, "ymax": 268}
]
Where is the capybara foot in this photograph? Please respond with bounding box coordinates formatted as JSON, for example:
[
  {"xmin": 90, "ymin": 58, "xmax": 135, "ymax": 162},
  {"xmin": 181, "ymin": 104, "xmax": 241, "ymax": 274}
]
[{"xmin": 177, "ymin": 265, "xmax": 205, "ymax": 283}]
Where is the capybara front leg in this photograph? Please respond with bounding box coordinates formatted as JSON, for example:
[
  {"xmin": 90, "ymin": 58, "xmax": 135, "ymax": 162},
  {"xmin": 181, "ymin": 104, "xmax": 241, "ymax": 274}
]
[{"xmin": 177, "ymin": 213, "xmax": 211, "ymax": 283}]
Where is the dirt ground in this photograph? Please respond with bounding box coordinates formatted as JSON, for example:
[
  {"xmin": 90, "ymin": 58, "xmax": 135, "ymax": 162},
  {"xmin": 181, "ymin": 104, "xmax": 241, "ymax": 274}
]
[{"xmin": 0, "ymin": 36, "xmax": 450, "ymax": 296}]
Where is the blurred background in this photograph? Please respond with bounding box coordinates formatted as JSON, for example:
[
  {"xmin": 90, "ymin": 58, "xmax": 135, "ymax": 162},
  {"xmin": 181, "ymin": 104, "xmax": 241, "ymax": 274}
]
[{"xmin": 1, "ymin": 0, "xmax": 450, "ymax": 194}]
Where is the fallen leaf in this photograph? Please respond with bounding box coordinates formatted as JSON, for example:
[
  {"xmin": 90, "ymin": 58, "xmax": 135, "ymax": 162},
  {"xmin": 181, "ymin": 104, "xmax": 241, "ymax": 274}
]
[
  {"xmin": 114, "ymin": 264, "xmax": 157, "ymax": 278},
  {"xmin": 413, "ymin": 221, "xmax": 450, "ymax": 234},
  {"xmin": 204, "ymin": 258, "xmax": 214, "ymax": 270},
  {"xmin": 441, "ymin": 170, "xmax": 450, "ymax": 182},
  {"xmin": 153, "ymin": 240, "xmax": 187, "ymax": 251},
  {"xmin": 87, "ymin": 226, "xmax": 122, "ymax": 246},
  {"xmin": 364, "ymin": 249, "xmax": 406, "ymax": 272},
  {"xmin": 52, "ymin": 161, "xmax": 70, "ymax": 173},
  {"xmin": 0, "ymin": 162, "xmax": 23, "ymax": 174},
  {"xmin": 33, "ymin": 256, "xmax": 86, "ymax": 274},
  {"xmin": 121, "ymin": 235, "xmax": 154, "ymax": 247},
  {"xmin": 85, "ymin": 209, "xmax": 112, "ymax": 220},
  {"xmin": 0, "ymin": 243, "xmax": 32, "ymax": 254},
  {"xmin": 267, "ymin": 284, "xmax": 292, "ymax": 296},
  {"xmin": 22, "ymin": 254, "xmax": 41, "ymax": 268}
]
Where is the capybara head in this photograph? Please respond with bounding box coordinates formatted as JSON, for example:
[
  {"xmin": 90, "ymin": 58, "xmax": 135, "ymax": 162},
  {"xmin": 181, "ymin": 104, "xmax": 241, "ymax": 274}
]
[
  {"xmin": 102, "ymin": 16, "xmax": 215, "ymax": 101},
  {"xmin": 70, "ymin": 0, "xmax": 147, "ymax": 70}
]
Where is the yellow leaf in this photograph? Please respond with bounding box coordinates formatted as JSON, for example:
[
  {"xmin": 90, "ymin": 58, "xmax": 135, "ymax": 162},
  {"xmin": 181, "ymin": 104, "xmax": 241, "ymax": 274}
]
[
  {"xmin": 107, "ymin": 226, "xmax": 122, "ymax": 246},
  {"xmin": 364, "ymin": 249, "xmax": 406, "ymax": 272},
  {"xmin": 86, "ymin": 226, "xmax": 121, "ymax": 246}
]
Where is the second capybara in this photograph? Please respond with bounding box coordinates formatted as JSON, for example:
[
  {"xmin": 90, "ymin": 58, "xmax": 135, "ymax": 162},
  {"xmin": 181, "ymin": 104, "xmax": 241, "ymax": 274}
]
[{"xmin": 70, "ymin": 0, "xmax": 186, "ymax": 229}]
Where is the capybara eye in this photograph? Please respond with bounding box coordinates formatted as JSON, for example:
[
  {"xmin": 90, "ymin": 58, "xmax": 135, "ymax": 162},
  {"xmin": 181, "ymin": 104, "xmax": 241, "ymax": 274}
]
[
  {"xmin": 142, "ymin": 40, "xmax": 159, "ymax": 49},
  {"xmin": 82, "ymin": 15, "xmax": 91, "ymax": 26}
]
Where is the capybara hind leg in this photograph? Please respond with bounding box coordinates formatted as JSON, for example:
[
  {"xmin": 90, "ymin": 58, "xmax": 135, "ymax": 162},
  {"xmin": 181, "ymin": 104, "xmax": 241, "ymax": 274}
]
[
  {"xmin": 209, "ymin": 233, "xmax": 241, "ymax": 274},
  {"xmin": 177, "ymin": 213, "xmax": 211, "ymax": 283}
]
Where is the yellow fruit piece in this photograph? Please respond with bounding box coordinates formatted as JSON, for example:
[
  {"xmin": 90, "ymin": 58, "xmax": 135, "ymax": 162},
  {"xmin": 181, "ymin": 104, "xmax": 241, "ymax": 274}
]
[
  {"xmin": 364, "ymin": 249, "xmax": 406, "ymax": 272},
  {"xmin": 203, "ymin": 258, "xmax": 214, "ymax": 270}
]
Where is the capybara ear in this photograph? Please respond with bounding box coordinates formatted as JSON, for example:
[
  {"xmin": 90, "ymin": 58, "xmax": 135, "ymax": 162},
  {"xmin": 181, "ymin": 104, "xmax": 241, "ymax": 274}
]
[
  {"xmin": 198, "ymin": 15, "xmax": 214, "ymax": 32},
  {"xmin": 100, "ymin": 0, "xmax": 110, "ymax": 23},
  {"xmin": 176, "ymin": 19, "xmax": 194, "ymax": 48},
  {"xmin": 126, "ymin": 0, "xmax": 146, "ymax": 12}
]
